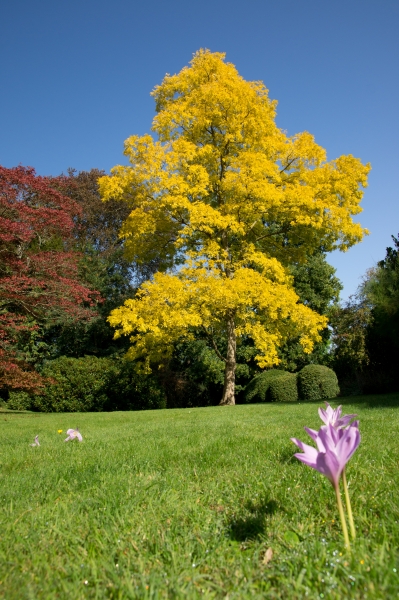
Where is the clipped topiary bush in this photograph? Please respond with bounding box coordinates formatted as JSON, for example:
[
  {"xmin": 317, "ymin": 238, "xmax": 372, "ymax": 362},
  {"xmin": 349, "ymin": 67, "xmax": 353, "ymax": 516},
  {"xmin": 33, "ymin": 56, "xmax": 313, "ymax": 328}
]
[
  {"xmin": 297, "ymin": 364, "xmax": 340, "ymax": 401},
  {"xmin": 243, "ymin": 370, "xmax": 291, "ymax": 403},
  {"xmin": 269, "ymin": 373, "xmax": 298, "ymax": 402}
]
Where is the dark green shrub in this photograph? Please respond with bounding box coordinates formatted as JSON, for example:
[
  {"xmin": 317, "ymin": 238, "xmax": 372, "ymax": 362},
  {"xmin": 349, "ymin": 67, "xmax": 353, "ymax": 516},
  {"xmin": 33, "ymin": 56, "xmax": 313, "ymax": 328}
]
[
  {"xmin": 269, "ymin": 373, "xmax": 298, "ymax": 402},
  {"xmin": 297, "ymin": 364, "xmax": 339, "ymax": 401},
  {"xmin": 105, "ymin": 360, "xmax": 167, "ymax": 411},
  {"xmin": 161, "ymin": 339, "xmax": 225, "ymax": 408},
  {"xmin": 34, "ymin": 356, "xmax": 116, "ymax": 412},
  {"xmin": 6, "ymin": 391, "xmax": 33, "ymax": 411},
  {"xmin": 243, "ymin": 370, "xmax": 290, "ymax": 403},
  {"xmin": 33, "ymin": 355, "xmax": 167, "ymax": 413}
]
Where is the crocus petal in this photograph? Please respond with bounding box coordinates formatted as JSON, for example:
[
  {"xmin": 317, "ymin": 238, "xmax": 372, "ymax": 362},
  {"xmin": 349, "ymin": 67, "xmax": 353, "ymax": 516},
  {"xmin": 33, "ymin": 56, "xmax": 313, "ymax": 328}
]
[
  {"xmin": 294, "ymin": 452, "xmax": 318, "ymax": 471},
  {"xmin": 319, "ymin": 402, "xmax": 357, "ymax": 429},
  {"xmin": 335, "ymin": 414, "xmax": 358, "ymax": 428},
  {"xmin": 291, "ymin": 437, "xmax": 309, "ymax": 452},
  {"xmin": 316, "ymin": 425, "xmax": 340, "ymax": 452},
  {"xmin": 304, "ymin": 427, "xmax": 318, "ymax": 441},
  {"xmin": 292, "ymin": 439, "xmax": 340, "ymax": 486},
  {"xmin": 316, "ymin": 424, "xmax": 338, "ymax": 453},
  {"xmin": 335, "ymin": 424, "xmax": 361, "ymax": 467},
  {"xmin": 64, "ymin": 428, "xmax": 83, "ymax": 442},
  {"xmin": 316, "ymin": 450, "xmax": 341, "ymax": 486},
  {"xmin": 325, "ymin": 424, "xmax": 342, "ymax": 446},
  {"xmin": 291, "ymin": 438, "xmax": 319, "ymax": 467},
  {"xmin": 333, "ymin": 405, "xmax": 343, "ymax": 422},
  {"xmin": 319, "ymin": 403, "xmax": 340, "ymax": 426},
  {"xmin": 318, "ymin": 407, "xmax": 330, "ymax": 425},
  {"xmin": 310, "ymin": 425, "xmax": 343, "ymax": 484}
]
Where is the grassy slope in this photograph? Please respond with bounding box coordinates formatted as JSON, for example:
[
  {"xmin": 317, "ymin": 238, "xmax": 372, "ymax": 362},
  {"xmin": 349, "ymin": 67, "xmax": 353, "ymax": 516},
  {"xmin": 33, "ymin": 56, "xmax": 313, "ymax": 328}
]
[{"xmin": 0, "ymin": 395, "xmax": 398, "ymax": 599}]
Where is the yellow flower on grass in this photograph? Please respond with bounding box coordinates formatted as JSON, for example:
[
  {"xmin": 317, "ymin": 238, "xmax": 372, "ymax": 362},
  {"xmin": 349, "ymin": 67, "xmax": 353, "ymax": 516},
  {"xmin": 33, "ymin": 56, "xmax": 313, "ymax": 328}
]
[{"xmin": 57, "ymin": 429, "xmax": 63, "ymax": 434}]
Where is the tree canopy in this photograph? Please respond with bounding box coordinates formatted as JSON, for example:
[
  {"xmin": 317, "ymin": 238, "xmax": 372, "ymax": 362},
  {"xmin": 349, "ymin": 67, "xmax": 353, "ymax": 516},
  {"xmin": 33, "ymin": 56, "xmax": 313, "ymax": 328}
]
[
  {"xmin": 42, "ymin": 169, "xmax": 136, "ymax": 359},
  {"xmin": 360, "ymin": 233, "xmax": 399, "ymax": 389},
  {"xmin": 0, "ymin": 165, "xmax": 99, "ymax": 393},
  {"xmin": 362, "ymin": 233, "xmax": 399, "ymax": 317},
  {"xmin": 99, "ymin": 49, "xmax": 370, "ymax": 405}
]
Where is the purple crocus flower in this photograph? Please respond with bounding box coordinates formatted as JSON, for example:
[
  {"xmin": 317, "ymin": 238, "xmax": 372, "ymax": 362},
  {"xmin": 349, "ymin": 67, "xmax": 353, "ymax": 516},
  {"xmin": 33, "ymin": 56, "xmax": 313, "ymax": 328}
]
[
  {"xmin": 30, "ymin": 435, "xmax": 40, "ymax": 447},
  {"xmin": 64, "ymin": 428, "xmax": 83, "ymax": 442},
  {"xmin": 291, "ymin": 405, "xmax": 361, "ymax": 548},
  {"xmin": 291, "ymin": 422, "xmax": 360, "ymax": 488},
  {"xmin": 318, "ymin": 402, "xmax": 357, "ymax": 429}
]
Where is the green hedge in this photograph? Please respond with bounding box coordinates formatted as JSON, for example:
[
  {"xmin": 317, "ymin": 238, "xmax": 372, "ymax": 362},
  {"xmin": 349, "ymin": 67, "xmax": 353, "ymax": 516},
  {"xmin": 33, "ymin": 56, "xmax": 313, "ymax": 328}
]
[
  {"xmin": 269, "ymin": 373, "xmax": 298, "ymax": 402},
  {"xmin": 243, "ymin": 370, "xmax": 291, "ymax": 403},
  {"xmin": 297, "ymin": 364, "xmax": 339, "ymax": 401},
  {"xmin": 7, "ymin": 391, "xmax": 33, "ymax": 411},
  {"xmin": 11, "ymin": 355, "xmax": 167, "ymax": 413},
  {"xmin": 34, "ymin": 356, "xmax": 116, "ymax": 412}
]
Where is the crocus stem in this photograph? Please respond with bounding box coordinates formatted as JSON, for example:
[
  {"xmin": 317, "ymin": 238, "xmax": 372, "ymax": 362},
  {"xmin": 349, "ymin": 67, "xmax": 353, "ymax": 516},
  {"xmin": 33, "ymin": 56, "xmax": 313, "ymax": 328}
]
[
  {"xmin": 334, "ymin": 482, "xmax": 350, "ymax": 550},
  {"xmin": 342, "ymin": 468, "xmax": 356, "ymax": 540}
]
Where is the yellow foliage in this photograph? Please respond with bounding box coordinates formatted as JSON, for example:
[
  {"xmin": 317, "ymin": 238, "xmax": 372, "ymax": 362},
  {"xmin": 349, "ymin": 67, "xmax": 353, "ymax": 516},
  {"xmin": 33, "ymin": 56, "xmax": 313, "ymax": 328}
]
[
  {"xmin": 100, "ymin": 49, "xmax": 370, "ymax": 379},
  {"xmin": 109, "ymin": 267, "xmax": 327, "ymax": 372}
]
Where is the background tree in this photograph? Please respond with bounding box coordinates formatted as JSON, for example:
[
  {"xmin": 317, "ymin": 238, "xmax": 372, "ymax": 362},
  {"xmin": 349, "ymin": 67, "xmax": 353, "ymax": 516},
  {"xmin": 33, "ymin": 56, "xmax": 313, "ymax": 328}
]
[
  {"xmin": 43, "ymin": 169, "xmax": 133, "ymax": 357},
  {"xmin": 362, "ymin": 233, "xmax": 399, "ymax": 317},
  {"xmin": 0, "ymin": 165, "xmax": 99, "ymax": 394},
  {"xmin": 360, "ymin": 233, "xmax": 399, "ymax": 391},
  {"xmin": 329, "ymin": 295, "xmax": 372, "ymax": 382},
  {"xmin": 44, "ymin": 168, "xmax": 166, "ymax": 358},
  {"xmin": 159, "ymin": 252, "xmax": 343, "ymax": 408},
  {"xmin": 277, "ymin": 252, "xmax": 343, "ymax": 371},
  {"xmin": 100, "ymin": 50, "xmax": 370, "ymax": 405},
  {"xmin": 328, "ymin": 232, "xmax": 399, "ymax": 394}
]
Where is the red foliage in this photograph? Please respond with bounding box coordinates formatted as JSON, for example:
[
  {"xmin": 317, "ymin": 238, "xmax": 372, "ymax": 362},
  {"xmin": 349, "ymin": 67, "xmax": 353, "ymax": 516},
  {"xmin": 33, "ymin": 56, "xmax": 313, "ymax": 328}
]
[{"xmin": 0, "ymin": 165, "xmax": 101, "ymax": 393}]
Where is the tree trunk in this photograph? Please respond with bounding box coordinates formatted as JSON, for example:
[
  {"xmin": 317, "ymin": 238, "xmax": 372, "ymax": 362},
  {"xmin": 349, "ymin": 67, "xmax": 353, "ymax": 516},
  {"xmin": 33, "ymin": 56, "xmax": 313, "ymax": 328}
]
[{"xmin": 219, "ymin": 317, "xmax": 236, "ymax": 405}]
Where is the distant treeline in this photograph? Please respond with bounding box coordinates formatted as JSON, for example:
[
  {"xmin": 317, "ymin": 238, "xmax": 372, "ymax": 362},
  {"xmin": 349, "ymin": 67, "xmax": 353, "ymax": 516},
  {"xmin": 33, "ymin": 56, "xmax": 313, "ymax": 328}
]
[{"xmin": 1, "ymin": 165, "xmax": 397, "ymax": 411}]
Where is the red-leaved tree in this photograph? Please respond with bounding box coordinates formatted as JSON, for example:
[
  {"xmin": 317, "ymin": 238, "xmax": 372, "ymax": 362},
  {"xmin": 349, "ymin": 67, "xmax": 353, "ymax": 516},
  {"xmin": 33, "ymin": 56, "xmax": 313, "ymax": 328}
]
[{"xmin": 0, "ymin": 165, "xmax": 100, "ymax": 393}]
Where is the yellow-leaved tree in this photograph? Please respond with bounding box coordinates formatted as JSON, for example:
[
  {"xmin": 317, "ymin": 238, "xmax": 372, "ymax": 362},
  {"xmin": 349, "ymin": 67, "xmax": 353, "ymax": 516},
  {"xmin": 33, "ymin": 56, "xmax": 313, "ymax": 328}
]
[{"xmin": 99, "ymin": 50, "xmax": 370, "ymax": 405}]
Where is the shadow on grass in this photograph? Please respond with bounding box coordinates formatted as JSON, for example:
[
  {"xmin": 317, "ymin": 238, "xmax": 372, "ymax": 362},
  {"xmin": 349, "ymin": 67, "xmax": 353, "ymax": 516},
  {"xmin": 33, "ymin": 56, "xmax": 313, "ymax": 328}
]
[
  {"xmin": 301, "ymin": 392, "xmax": 399, "ymax": 409},
  {"xmin": 227, "ymin": 497, "xmax": 279, "ymax": 542},
  {"xmin": 0, "ymin": 409, "xmax": 35, "ymax": 414},
  {"xmin": 339, "ymin": 392, "xmax": 399, "ymax": 408}
]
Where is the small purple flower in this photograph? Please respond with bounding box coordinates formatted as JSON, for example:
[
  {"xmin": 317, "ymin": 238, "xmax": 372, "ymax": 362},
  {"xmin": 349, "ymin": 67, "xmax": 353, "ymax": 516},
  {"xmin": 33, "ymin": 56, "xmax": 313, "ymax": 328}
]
[
  {"xmin": 30, "ymin": 435, "xmax": 40, "ymax": 447},
  {"xmin": 318, "ymin": 402, "xmax": 357, "ymax": 429},
  {"xmin": 64, "ymin": 428, "xmax": 83, "ymax": 442},
  {"xmin": 291, "ymin": 422, "xmax": 360, "ymax": 488},
  {"xmin": 291, "ymin": 403, "xmax": 361, "ymax": 548}
]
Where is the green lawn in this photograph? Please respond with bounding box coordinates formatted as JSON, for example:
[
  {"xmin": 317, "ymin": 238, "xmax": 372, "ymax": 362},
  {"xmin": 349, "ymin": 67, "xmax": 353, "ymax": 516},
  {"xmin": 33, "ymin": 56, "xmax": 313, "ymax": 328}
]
[{"xmin": 1, "ymin": 395, "xmax": 398, "ymax": 599}]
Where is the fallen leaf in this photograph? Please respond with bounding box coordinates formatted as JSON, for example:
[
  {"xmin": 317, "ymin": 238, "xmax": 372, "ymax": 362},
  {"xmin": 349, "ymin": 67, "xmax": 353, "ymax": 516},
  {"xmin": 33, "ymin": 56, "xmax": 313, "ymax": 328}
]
[
  {"xmin": 284, "ymin": 530, "xmax": 300, "ymax": 545},
  {"xmin": 262, "ymin": 547, "xmax": 273, "ymax": 565}
]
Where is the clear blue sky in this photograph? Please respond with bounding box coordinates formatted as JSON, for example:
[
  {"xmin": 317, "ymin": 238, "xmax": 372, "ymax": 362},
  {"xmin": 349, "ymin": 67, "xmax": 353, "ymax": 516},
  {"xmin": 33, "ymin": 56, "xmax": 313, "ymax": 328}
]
[{"xmin": 1, "ymin": 0, "xmax": 398, "ymax": 300}]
